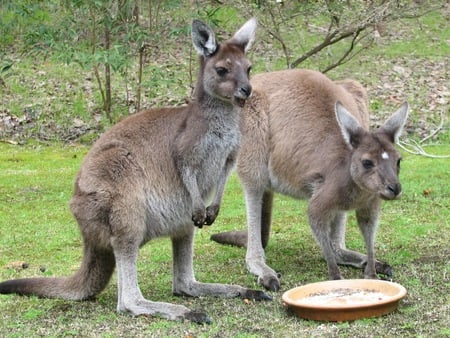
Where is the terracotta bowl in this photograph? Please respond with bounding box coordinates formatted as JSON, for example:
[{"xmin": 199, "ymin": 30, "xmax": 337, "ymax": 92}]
[{"xmin": 282, "ymin": 279, "xmax": 407, "ymax": 322}]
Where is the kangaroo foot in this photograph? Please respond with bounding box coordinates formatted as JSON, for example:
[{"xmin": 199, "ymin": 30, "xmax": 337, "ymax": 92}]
[
  {"xmin": 258, "ymin": 273, "xmax": 281, "ymax": 292},
  {"xmin": 184, "ymin": 310, "xmax": 212, "ymax": 324},
  {"xmin": 375, "ymin": 260, "xmax": 393, "ymax": 278},
  {"xmin": 361, "ymin": 261, "xmax": 393, "ymax": 279},
  {"xmin": 240, "ymin": 289, "xmax": 272, "ymax": 301}
]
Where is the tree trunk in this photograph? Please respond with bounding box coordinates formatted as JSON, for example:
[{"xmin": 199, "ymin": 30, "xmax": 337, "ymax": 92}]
[{"xmin": 104, "ymin": 20, "xmax": 112, "ymax": 122}]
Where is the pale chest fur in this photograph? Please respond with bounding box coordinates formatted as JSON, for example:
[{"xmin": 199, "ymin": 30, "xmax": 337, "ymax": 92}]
[{"xmin": 195, "ymin": 109, "xmax": 241, "ymax": 198}]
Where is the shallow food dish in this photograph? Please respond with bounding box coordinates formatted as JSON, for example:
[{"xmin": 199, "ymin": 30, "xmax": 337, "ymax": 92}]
[{"xmin": 282, "ymin": 279, "xmax": 407, "ymax": 322}]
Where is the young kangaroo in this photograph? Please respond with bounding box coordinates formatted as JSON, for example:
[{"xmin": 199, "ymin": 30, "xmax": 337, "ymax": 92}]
[
  {"xmin": 211, "ymin": 69, "xmax": 409, "ymax": 291},
  {"xmin": 0, "ymin": 18, "xmax": 270, "ymax": 323}
]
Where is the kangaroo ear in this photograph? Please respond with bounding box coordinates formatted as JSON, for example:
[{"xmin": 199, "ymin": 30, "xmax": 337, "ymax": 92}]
[
  {"xmin": 335, "ymin": 101, "xmax": 364, "ymax": 148},
  {"xmin": 230, "ymin": 17, "xmax": 257, "ymax": 52},
  {"xmin": 380, "ymin": 102, "xmax": 409, "ymax": 143},
  {"xmin": 191, "ymin": 20, "xmax": 218, "ymax": 57}
]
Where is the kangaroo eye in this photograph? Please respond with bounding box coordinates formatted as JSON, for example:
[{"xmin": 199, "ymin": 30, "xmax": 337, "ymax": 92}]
[
  {"xmin": 247, "ymin": 66, "xmax": 252, "ymax": 76},
  {"xmin": 397, "ymin": 158, "xmax": 402, "ymax": 168},
  {"xmin": 362, "ymin": 159, "xmax": 374, "ymax": 169},
  {"xmin": 216, "ymin": 67, "xmax": 228, "ymax": 77}
]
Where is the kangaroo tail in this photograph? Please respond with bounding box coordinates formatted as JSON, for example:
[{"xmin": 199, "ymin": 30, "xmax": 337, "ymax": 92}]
[
  {"xmin": 0, "ymin": 245, "xmax": 115, "ymax": 300},
  {"xmin": 210, "ymin": 230, "xmax": 248, "ymax": 248},
  {"xmin": 211, "ymin": 192, "xmax": 274, "ymax": 249}
]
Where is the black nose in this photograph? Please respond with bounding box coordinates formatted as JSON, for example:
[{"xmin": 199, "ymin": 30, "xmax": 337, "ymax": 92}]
[
  {"xmin": 239, "ymin": 85, "xmax": 252, "ymax": 98},
  {"xmin": 387, "ymin": 183, "xmax": 401, "ymax": 196}
]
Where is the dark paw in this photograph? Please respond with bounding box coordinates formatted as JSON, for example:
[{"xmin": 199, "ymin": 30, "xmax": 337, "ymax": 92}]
[
  {"xmin": 375, "ymin": 261, "xmax": 394, "ymax": 278},
  {"xmin": 192, "ymin": 220, "xmax": 204, "ymax": 228},
  {"xmin": 240, "ymin": 289, "xmax": 272, "ymax": 301},
  {"xmin": 204, "ymin": 205, "xmax": 220, "ymax": 225},
  {"xmin": 192, "ymin": 209, "xmax": 206, "ymax": 228},
  {"xmin": 184, "ymin": 310, "xmax": 212, "ymax": 324}
]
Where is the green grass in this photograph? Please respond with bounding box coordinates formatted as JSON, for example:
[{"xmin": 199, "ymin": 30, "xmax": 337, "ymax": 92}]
[
  {"xmin": 374, "ymin": 10, "xmax": 450, "ymax": 59},
  {"xmin": 0, "ymin": 143, "xmax": 449, "ymax": 337}
]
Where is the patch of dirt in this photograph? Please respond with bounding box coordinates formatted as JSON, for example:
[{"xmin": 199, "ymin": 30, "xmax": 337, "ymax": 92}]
[
  {"xmin": 0, "ymin": 109, "xmax": 100, "ymax": 143},
  {"xmin": 413, "ymin": 255, "xmax": 448, "ymax": 264},
  {"xmin": 367, "ymin": 57, "xmax": 449, "ymax": 139}
]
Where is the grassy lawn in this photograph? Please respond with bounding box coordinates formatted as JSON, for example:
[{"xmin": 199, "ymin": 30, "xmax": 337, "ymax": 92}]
[{"xmin": 0, "ymin": 143, "xmax": 449, "ymax": 337}]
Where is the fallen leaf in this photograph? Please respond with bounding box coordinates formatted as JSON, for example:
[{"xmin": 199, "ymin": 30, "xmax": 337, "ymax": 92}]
[
  {"xmin": 422, "ymin": 188, "xmax": 433, "ymax": 196},
  {"xmin": 5, "ymin": 261, "xmax": 29, "ymax": 271}
]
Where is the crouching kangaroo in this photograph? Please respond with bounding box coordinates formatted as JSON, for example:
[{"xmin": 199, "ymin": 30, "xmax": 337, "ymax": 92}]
[
  {"xmin": 211, "ymin": 69, "xmax": 409, "ymax": 291},
  {"xmin": 0, "ymin": 18, "xmax": 270, "ymax": 323}
]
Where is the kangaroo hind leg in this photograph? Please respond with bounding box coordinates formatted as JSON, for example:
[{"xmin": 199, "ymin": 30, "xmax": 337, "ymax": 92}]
[
  {"xmin": 209, "ymin": 190, "xmax": 273, "ymax": 249},
  {"xmin": 108, "ymin": 203, "xmax": 209, "ymax": 323},
  {"xmin": 244, "ymin": 189, "xmax": 280, "ymax": 291},
  {"xmin": 171, "ymin": 229, "xmax": 270, "ymax": 301}
]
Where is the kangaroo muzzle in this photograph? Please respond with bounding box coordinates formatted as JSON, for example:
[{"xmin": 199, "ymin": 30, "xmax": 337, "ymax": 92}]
[
  {"xmin": 382, "ymin": 182, "xmax": 402, "ymax": 200},
  {"xmin": 234, "ymin": 84, "xmax": 252, "ymax": 107}
]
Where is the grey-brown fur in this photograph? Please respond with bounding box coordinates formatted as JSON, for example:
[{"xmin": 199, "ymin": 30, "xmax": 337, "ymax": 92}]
[
  {"xmin": 0, "ymin": 18, "xmax": 270, "ymax": 323},
  {"xmin": 211, "ymin": 69, "xmax": 409, "ymax": 291}
]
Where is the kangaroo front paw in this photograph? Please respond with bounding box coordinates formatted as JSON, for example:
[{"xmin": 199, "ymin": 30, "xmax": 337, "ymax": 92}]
[
  {"xmin": 192, "ymin": 208, "xmax": 206, "ymax": 228},
  {"xmin": 240, "ymin": 289, "xmax": 272, "ymax": 301},
  {"xmin": 184, "ymin": 310, "xmax": 212, "ymax": 324},
  {"xmin": 204, "ymin": 204, "xmax": 220, "ymax": 225}
]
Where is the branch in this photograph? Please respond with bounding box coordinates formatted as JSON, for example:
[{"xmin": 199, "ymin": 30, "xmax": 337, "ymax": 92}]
[
  {"xmin": 398, "ymin": 139, "xmax": 450, "ymax": 158},
  {"xmin": 397, "ymin": 108, "xmax": 449, "ymax": 158},
  {"xmin": 321, "ymin": 28, "xmax": 364, "ymax": 73},
  {"xmin": 420, "ymin": 109, "xmax": 446, "ymax": 144},
  {"xmin": 89, "ymin": 6, "xmax": 107, "ymax": 117},
  {"xmin": 290, "ymin": 1, "xmax": 391, "ymax": 68},
  {"xmin": 238, "ymin": 0, "xmax": 440, "ymax": 71},
  {"xmin": 266, "ymin": 5, "xmax": 291, "ymax": 68}
]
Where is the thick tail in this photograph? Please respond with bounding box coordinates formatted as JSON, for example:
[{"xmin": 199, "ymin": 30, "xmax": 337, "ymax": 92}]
[
  {"xmin": 211, "ymin": 191, "xmax": 274, "ymax": 249},
  {"xmin": 0, "ymin": 245, "xmax": 115, "ymax": 300},
  {"xmin": 210, "ymin": 230, "xmax": 248, "ymax": 248}
]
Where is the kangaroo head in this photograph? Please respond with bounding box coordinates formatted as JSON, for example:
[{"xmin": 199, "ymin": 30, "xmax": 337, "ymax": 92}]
[
  {"xmin": 335, "ymin": 101, "xmax": 409, "ymax": 200},
  {"xmin": 191, "ymin": 18, "xmax": 257, "ymax": 107}
]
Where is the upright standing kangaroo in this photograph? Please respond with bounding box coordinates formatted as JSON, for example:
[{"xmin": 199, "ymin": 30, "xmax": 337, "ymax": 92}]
[
  {"xmin": 0, "ymin": 18, "xmax": 270, "ymax": 323},
  {"xmin": 211, "ymin": 69, "xmax": 409, "ymax": 291}
]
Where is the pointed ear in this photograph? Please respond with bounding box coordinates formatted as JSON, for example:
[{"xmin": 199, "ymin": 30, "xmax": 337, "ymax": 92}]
[
  {"xmin": 230, "ymin": 17, "xmax": 257, "ymax": 52},
  {"xmin": 380, "ymin": 102, "xmax": 409, "ymax": 143},
  {"xmin": 191, "ymin": 20, "xmax": 218, "ymax": 57},
  {"xmin": 335, "ymin": 101, "xmax": 364, "ymax": 148}
]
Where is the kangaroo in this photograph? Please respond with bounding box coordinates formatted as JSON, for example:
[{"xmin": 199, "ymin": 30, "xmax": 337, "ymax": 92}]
[
  {"xmin": 0, "ymin": 18, "xmax": 270, "ymax": 323},
  {"xmin": 211, "ymin": 69, "xmax": 409, "ymax": 291}
]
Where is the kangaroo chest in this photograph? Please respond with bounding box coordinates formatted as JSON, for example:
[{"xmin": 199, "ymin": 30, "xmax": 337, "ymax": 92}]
[{"xmin": 196, "ymin": 117, "xmax": 241, "ymax": 194}]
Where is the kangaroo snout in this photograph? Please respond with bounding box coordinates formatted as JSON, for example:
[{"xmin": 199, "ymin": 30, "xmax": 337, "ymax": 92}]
[
  {"xmin": 234, "ymin": 84, "xmax": 252, "ymax": 107},
  {"xmin": 383, "ymin": 182, "xmax": 402, "ymax": 200},
  {"xmin": 239, "ymin": 84, "xmax": 252, "ymax": 98}
]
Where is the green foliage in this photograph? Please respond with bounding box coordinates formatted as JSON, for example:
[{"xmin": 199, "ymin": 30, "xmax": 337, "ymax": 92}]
[
  {"xmin": 1, "ymin": 0, "xmax": 190, "ymax": 121},
  {"xmin": 0, "ymin": 1, "xmax": 55, "ymax": 49},
  {"xmin": 1, "ymin": 1, "xmax": 447, "ymax": 133}
]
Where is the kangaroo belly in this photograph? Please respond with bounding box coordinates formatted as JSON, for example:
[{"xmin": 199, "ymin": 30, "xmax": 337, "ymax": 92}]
[{"xmin": 268, "ymin": 164, "xmax": 319, "ymax": 200}]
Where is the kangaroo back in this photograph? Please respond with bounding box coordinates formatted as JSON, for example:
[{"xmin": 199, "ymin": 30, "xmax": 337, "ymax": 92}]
[
  {"xmin": 240, "ymin": 69, "xmax": 370, "ymax": 199},
  {"xmin": 212, "ymin": 68, "xmax": 408, "ymax": 290}
]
